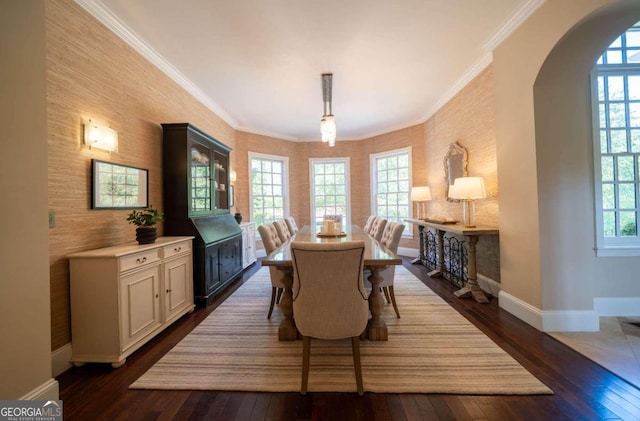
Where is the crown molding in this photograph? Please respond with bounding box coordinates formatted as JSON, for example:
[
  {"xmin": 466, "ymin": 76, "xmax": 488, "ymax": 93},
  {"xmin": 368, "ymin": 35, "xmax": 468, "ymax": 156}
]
[
  {"xmin": 74, "ymin": 0, "xmax": 543, "ymax": 144},
  {"xmin": 482, "ymin": 0, "xmax": 546, "ymax": 52},
  {"xmin": 73, "ymin": 0, "xmax": 239, "ymax": 129},
  {"xmin": 419, "ymin": 52, "xmax": 493, "ymax": 123},
  {"xmin": 235, "ymin": 126, "xmax": 299, "ymax": 142},
  {"xmin": 418, "ymin": 0, "xmax": 545, "ymax": 124}
]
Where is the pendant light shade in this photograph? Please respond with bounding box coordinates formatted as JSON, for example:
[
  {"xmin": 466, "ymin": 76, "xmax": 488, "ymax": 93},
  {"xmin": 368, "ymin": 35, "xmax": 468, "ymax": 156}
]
[{"xmin": 320, "ymin": 73, "xmax": 336, "ymax": 147}]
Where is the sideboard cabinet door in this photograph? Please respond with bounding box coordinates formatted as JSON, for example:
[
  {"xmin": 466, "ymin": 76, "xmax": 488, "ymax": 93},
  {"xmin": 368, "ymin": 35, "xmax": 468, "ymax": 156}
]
[
  {"xmin": 163, "ymin": 253, "xmax": 194, "ymax": 324},
  {"xmin": 119, "ymin": 265, "xmax": 162, "ymax": 353}
]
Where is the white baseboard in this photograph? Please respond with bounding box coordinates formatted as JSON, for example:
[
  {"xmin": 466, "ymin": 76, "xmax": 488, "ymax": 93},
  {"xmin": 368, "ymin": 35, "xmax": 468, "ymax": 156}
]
[
  {"xmin": 477, "ymin": 273, "xmax": 501, "ymax": 297},
  {"xmin": 594, "ymin": 297, "xmax": 640, "ymax": 317},
  {"xmin": 397, "ymin": 247, "xmax": 418, "ymax": 258},
  {"xmin": 20, "ymin": 378, "xmax": 59, "ymax": 401},
  {"xmin": 498, "ymin": 290, "xmax": 544, "ymax": 330},
  {"xmin": 52, "ymin": 343, "xmax": 72, "ymax": 377},
  {"xmin": 541, "ymin": 310, "xmax": 600, "ymax": 332},
  {"xmin": 499, "ymin": 290, "xmax": 599, "ymax": 332}
]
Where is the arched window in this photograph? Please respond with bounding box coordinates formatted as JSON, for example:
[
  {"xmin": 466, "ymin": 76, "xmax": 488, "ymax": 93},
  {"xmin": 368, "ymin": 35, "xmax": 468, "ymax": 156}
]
[{"xmin": 593, "ymin": 21, "xmax": 640, "ymax": 256}]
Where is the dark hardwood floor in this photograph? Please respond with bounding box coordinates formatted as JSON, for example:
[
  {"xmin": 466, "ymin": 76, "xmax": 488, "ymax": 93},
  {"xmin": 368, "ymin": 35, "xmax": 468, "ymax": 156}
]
[{"xmin": 57, "ymin": 258, "xmax": 640, "ymax": 420}]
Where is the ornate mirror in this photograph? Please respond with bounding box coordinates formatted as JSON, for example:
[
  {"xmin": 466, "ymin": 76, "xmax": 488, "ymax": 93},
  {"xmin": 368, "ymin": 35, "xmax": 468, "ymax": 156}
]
[{"xmin": 443, "ymin": 142, "xmax": 468, "ymax": 201}]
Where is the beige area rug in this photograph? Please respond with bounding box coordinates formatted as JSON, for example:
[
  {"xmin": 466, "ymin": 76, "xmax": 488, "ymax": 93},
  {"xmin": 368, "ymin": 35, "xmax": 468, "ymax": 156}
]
[{"xmin": 130, "ymin": 267, "xmax": 552, "ymax": 394}]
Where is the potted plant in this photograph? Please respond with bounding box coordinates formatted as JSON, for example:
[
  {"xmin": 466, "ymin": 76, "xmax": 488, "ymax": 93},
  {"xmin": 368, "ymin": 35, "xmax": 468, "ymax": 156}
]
[
  {"xmin": 127, "ymin": 205, "xmax": 164, "ymax": 244},
  {"xmin": 233, "ymin": 197, "xmax": 242, "ymax": 224}
]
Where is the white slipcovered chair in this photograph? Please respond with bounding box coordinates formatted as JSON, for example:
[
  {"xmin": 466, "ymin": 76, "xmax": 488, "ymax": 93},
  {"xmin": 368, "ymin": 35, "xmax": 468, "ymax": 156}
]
[
  {"xmin": 291, "ymin": 240, "xmax": 369, "ymax": 395},
  {"xmin": 285, "ymin": 216, "xmax": 299, "ymax": 234},
  {"xmin": 274, "ymin": 219, "xmax": 293, "ymax": 243},
  {"xmin": 364, "ymin": 221, "xmax": 405, "ymax": 318},
  {"xmin": 257, "ymin": 223, "xmax": 286, "ymax": 319},
  {"xmin": 368, "ymin": 217, "xmax": 387, "ymax": 242}
]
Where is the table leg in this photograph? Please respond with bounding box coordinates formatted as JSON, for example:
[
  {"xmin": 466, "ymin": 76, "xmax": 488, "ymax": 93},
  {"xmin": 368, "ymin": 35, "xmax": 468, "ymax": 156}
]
[
  {"xmin": 366, "ymin": 265, "xmax": 388, "ymax": 341},
  {"xmin": 277, "ymin": 267, "xmax": 299, "ymax": 340},
  {"xmin": 428, "ymin": 229, "xmax": 445, "ymax": 278},
  {"xmin": 453, "ymin": 235, "xmax": 490, "ymax": 303}
]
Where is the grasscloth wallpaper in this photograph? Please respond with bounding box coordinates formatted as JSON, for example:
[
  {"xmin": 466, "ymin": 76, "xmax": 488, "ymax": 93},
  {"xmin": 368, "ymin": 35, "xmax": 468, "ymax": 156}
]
[
  {"xmin": 46, "ymin": 0, "xmax": 499, "ymax": 352},
  {"xmin": 47, "ymin": 0, "xmax": 236, "ymax": 350}
]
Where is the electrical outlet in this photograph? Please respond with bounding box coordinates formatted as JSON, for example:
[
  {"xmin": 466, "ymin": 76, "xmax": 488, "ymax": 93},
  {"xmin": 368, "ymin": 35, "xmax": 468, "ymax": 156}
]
[{"xmin": 49, "ymin": 210, "xmax": 55, "ymax": 228}]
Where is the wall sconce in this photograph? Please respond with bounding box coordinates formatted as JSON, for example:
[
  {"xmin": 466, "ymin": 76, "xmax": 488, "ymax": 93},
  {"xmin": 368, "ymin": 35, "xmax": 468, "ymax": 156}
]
[
  {"xmin": 230, "ymin": 170, "xmax": 237, "ymax": 184},
  {"xmin": 83, "ymin": 120, "xmax": 118, "ymax": 152},
  {"xmin": 449, "ymin": 177, "xmax": 486, "ymax": 227},
  {"xmin": 411, "ymin": 186, "xmax": 432, "ymax": 219}
]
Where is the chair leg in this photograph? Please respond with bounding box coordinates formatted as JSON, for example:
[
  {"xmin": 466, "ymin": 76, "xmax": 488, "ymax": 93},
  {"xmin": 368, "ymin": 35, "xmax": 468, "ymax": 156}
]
[
  {"xmin": 267, "ymin": 287, "xmax": 277, "ymax": 319},
  {"xmin": 301, "ymin": 336, "xmax": 311, "ymax": 395},
  {"xmin": 276, "ymin": 287, "xmax": 283, "ymax": 304},
  {"xmin": 389, "ymin": 286, "xmax": 400, "ymax": 318},
  {"xmin": 351, "ymin": 336, "xmax": 364, "ymax": 396},
  {"xmin": 382, "ymin": 286, "xmax": 391, "ymax": 304}
]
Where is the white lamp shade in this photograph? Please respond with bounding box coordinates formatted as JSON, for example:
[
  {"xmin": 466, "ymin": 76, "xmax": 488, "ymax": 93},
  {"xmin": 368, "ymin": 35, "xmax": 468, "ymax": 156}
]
[
  {"xmin": 447, "ymin": 184, "xmax": 457, "ymax": 199},
  {"xmin": 411, "ymin": 186, "xmax": 432, "ymax": 201},
  {"xmin": 320, "ymin": 115, "xmax": 336, "ymax": 143},
  {"xmin": 450, "ymin": 177, "xmax": 486, "ymax": 199}
]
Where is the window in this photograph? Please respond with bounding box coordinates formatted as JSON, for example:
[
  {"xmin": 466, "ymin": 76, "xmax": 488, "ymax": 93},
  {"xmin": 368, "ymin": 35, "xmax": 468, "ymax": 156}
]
[
  {"xmin": 593, "ymin": 21, "xmax": 640, "ymax": 256},
  {"xmin": 370, "ymin": 147, "xmax": 412, "ymax": 238},
  {"xmin": 249, "ymin": 152, "xmax": 289, "ymax": 226},
  {"xmin": 310, "ymin": 158, "xmax": 351, "ymax": 228}
]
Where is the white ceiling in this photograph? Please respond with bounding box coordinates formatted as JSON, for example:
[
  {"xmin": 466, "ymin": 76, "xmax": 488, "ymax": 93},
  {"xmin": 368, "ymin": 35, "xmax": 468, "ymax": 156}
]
[{"xmin": 78, "ymin": 0, "xmax": 542, "ymax": 141}]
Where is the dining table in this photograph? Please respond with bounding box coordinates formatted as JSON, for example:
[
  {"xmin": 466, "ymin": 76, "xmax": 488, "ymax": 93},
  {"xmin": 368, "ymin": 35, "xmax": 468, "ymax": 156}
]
[{"xmin": 261, "ymin": 224, "xmax": 402, "ymax": 341}]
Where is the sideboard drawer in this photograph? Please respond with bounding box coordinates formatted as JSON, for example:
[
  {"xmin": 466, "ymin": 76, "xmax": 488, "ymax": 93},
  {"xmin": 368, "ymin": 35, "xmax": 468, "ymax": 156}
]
[
  {"xmin": 162, "ymin": 240, "xmax": 192, "ymax": 258},
  {"xmin": 119, "ymin": 249, "xmax": 161, "ymax": 272}
]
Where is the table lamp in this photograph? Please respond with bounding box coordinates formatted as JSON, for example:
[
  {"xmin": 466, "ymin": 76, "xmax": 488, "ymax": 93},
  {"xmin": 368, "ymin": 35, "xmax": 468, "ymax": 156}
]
[
  {"xmin": 449, "ymin": 177, "xmax": 486, "ymax": 227},
  {"xmin": 411, "ymin": 186, "xmax": 432, "ymax": 219}
]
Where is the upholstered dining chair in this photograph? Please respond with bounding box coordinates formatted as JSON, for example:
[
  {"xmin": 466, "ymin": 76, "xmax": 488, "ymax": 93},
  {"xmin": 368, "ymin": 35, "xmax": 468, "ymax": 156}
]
[
  {"xmin": 274, "ymin": 219, "xmax": 293, "ymax": 243},
  {"xmin": 284, "ymin": 216, "xmax": 299, "ymax": 234},
  {"xmin": 362, "ymin": 215, "xmax": 376, "ymax": 232},
  {"xmin": 364, "ymin": 221, "xmax": 405, "ymax": 318},
  {"xmin": 290, "ymin": 240, "xmax": 369, "ymax": 396},
  {"xmin": 368, "ymin": 217, "xmax": 387, "ymax": 242},
  {"xmin": 257, "ymin": 223, "xmax": 286, "ymax": 319}
]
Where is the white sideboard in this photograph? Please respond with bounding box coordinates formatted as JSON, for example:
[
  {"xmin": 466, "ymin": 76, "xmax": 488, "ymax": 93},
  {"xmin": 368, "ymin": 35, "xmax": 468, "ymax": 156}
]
[
  {"xmin": 240, "ymin": 222, "xmax": 257, "ymax": 269},
  {"xmin": 68, "ymin": 236, "xmax": 195, "ymax": 368}
]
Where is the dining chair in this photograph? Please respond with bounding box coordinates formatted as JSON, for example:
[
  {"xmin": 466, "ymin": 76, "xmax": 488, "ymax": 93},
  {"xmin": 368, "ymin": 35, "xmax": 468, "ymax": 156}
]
[
  {"xmin": 364, "ymin": 221, "xmax": 405, "ymax": 318},
  {"xmin": 274, "ymin": 219, "xmax": 293, "ymax": 242},
  {"xmin": 362, "ymin": 215, "xmax": 376, "ymax": 232},
  {"xmin": 284, "ymin": 216, "xmax": 299, "ymax": 234},
  {"xmin": 290, "ymin": 240, "xmax": 369, "ymax": 395},
  {"xmin": 369, "ymin": 218, "xmax": 387, "ymax": 242},
  {"xmin": 257, "ymin": 223, "xmax": 286, "ymax": 319}
]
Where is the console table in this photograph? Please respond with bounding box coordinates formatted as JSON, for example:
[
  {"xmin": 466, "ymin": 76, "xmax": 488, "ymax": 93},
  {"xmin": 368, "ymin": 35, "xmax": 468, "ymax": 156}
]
[{"xmin": 405, "ymin": 218, "xmax": 498, "ymax": 303}]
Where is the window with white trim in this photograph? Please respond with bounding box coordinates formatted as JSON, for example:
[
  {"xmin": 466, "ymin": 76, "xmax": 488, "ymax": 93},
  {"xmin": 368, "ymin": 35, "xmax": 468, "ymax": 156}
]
[
  {"xmin": 593, "ymin": 21, "xmax": 640, "ymax": 256},
  {"xmin": 310, "ymin": 158, "xmax": 351, "ymax": 228},
  {"xmin": 370, "ymin": 147, "xmax": 412, "ymax": 238},
  {"xmin": 249, "ymin": 152, "xmax": 289, "ymax": 227}
]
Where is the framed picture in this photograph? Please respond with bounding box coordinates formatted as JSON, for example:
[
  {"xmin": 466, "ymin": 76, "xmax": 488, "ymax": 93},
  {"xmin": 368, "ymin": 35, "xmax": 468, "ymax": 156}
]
[
  {"xmin": 91, "ymin": 159, "xmax": 149, "ymax": 209},
  {"xmin": 229, "ymin": 185, "xmax": 235, "ymax": 208}
]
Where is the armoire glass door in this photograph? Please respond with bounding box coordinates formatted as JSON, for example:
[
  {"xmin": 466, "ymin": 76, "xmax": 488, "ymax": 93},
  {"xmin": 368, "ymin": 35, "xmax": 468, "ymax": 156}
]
[{"xmin": 190, "ymin": 141, "xmax": 213, "ymax": 215}]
